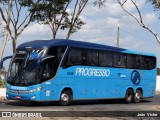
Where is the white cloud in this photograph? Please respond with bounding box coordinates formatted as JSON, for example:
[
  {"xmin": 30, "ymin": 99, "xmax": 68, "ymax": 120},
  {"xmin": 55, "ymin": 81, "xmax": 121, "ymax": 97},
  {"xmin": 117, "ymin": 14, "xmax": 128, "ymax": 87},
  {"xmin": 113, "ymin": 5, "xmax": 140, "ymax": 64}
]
[{"xmin": 143, "ymin": 13, "xmax": 157, "ymax": 24}]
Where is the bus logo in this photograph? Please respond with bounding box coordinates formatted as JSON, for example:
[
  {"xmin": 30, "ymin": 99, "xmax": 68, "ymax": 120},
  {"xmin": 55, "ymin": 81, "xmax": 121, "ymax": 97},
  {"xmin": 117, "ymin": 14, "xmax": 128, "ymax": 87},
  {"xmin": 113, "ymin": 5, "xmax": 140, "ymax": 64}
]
[{"xmin": 131, "ymin": 70, "xmax": 141, "ymax": 85}]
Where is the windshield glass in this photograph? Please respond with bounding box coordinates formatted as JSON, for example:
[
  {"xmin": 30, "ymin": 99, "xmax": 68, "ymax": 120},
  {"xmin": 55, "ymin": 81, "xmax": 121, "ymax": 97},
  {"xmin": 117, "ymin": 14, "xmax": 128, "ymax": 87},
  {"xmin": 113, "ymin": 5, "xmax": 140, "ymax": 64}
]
[
  {"xmin": 7, "ymin": 49, "xmax": 43, "ymax": 86},
  {"xmin": 7, "ymin": 46, "xmax": 67, "ymax": 86}
]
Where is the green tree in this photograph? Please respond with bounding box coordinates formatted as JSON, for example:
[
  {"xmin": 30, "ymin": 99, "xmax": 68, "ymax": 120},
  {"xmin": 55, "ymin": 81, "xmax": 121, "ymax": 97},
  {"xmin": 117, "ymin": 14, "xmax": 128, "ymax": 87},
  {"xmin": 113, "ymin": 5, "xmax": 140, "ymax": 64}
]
[
  {"xmin": 93, "ymin": 0, "xmax": 106, "ymax": 8},
  {"xmin": 0, "ymin": 0, "xmax": 12, "ymax": 62},
  {"xmin": 0, "ymin": 0, "xmax": 40, "ymax": 53},
  {"xmin": 147, "ymin": 0, "xmax": 160, "ymax": 9},
  {"xmin": 31, "ymin": 0, "xmax": 87, "ymax": 39},
  {"xmin": 157, "ymin": 68, "xmax": 160, "ymax": 75}
]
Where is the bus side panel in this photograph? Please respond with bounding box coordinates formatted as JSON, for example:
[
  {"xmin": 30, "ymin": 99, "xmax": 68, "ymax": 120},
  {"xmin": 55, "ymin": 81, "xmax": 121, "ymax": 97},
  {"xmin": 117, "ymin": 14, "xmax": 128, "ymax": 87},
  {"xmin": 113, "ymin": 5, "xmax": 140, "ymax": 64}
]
[
  {"xmin": 56, "ymin": 66, "xmax": 156, "ymax": 101},
  {"xmin": 142, "ymin": 69, "xmax": 156, "ymax": 98},
  {"xmin": 57, "ymin": 67, "xmax": 123, "ymax": 100}
]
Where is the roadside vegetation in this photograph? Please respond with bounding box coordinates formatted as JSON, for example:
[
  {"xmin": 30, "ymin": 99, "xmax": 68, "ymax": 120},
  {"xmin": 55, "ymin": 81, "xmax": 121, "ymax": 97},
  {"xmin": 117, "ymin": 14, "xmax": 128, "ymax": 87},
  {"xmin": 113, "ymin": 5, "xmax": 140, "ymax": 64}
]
[
  {"xmin": 157, "ymin": 68, "xmax": 160, "ymax": 76},
  {"xmin": 0, "ymin": 79, "xmax": 5, "ymax": 88}
]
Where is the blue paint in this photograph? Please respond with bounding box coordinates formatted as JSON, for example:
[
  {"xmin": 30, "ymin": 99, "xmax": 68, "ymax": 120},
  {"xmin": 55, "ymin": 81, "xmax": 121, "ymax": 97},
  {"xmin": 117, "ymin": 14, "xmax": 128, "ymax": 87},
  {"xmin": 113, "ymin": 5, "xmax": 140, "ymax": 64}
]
[
  {"xmin": 31, "ymin": 51, "xmax": 39, "ymax": 59},
  {"xmin": 131, "ymin": 70, "xmax": 141, "ymax": 85},
  {"xmin": 6, "ymin": 39, "xmax": 157, "ymax": 103}
]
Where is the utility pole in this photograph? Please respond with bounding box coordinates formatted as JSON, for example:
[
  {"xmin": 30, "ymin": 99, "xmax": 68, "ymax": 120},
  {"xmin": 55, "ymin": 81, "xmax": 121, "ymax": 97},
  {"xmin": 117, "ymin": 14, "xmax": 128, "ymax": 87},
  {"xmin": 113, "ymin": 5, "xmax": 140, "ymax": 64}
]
[{"xmin": 117, "ymin": 26, "xmax": 120, "ymax": 48}]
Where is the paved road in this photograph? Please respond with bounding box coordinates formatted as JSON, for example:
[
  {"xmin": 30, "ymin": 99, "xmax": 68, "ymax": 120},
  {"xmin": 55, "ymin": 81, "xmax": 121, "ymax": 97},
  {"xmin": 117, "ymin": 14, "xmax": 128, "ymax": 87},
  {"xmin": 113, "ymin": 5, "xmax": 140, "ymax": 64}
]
[
  {"xmin": 0, "ymin": 95, "xmax": 160, "ymax": 119},
  {"xmin": 0, "ymin": 95, "xmax": 160, "ymax": 111}
]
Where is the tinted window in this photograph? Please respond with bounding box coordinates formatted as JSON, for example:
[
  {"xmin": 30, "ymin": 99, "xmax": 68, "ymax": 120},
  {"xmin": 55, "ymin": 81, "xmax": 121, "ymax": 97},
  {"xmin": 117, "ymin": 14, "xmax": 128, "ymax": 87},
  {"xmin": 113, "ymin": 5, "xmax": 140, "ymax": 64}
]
[
  {"xmin": 66, "ymin": 48, "xmax": 82, "ymax": 65},
  {"xmin": 65, "ymin": 47, "xmax": 156, "ymax": 70},
  {"xmin": 99, "ymin": 51, "xmax": 113, "ymax": 67},
  {"xmin": 41, "ymin": 59, "xmax": 55, "ymax": 82},
  {"xmin": 88, "ymin": 50, "xmax": 98, "ymax": 66},
  {"xmin": 48, "ymin": 46, "xmax": 66, "ymax": 64},
  {"xmin": 137, "ymin": 56, "xmax": 147, "ymax": 69},
  {"xmin": 146, "ymin": 56, "xmax": 156, "ymax": 70},
  {"xmin": 120, "ymin": 54, "xmax": 127, "ymax": 67},
  {"xmin": 127, "ymin": 54, "xmax": 137, "ymax": 68},
  {"xmin": 113, "ymin": 53, "xmax": 121, "ymax": 67}
]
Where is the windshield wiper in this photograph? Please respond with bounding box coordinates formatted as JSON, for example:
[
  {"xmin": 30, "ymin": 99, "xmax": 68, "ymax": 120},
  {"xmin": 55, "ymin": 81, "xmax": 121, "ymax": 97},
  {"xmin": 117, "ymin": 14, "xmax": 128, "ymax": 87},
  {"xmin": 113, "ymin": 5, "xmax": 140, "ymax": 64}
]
[
  {"xmin": 22, "ymin": 70, "xmax": 28, "ymax": 86},
  {"xmin": 11, "ymin": 71, "xmax": 21, "ymax": 85}
]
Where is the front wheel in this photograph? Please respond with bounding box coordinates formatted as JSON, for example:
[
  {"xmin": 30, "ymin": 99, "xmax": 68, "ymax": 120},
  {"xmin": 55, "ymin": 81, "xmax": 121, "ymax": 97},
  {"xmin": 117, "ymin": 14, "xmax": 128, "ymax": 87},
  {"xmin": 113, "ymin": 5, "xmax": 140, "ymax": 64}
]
[
  {"xmin": 125, "ymin": 89, "xmax": 133, "ymax": 104},
  {"xmin": 59, "ymin": 90, "xmax": 72, "ymax": 106},
  {"xmin": 133, "ymin": 90, "xmax": 142, "ymax": 103}
]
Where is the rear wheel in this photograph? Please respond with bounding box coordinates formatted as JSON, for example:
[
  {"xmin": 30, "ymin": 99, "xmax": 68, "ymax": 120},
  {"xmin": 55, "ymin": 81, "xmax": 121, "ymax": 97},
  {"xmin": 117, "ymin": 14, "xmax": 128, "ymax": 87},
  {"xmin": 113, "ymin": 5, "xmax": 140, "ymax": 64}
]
[
  {"xmin": 125, "ymin": 89, "xmax": 133, "ymax": 103},
  {"xmin": 59, "ymin": 90, "xmax": 72, "ymax": 106},
  {"xmin": 133, "ymin": 90, "xmax": 142, "ymax": 103}
]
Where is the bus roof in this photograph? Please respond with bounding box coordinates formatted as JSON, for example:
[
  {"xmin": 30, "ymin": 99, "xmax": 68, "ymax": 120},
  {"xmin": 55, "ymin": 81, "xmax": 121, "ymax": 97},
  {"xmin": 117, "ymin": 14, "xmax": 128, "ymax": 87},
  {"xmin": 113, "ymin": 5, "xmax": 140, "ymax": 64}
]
[{"xmin": 17, "ymin": 39, "xmax": 156, "ymax": 57}]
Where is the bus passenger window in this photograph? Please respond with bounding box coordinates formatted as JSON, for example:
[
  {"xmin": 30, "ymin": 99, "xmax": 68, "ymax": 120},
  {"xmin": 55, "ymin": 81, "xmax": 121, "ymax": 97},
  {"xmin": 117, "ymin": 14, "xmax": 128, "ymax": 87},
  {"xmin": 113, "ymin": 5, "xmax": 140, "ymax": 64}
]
[
  {"xmin": 120, "ymin": 54, "xmax": 127, "ymax": 68},
  {"xmin": 137, "ymin": 56, "xmax": 147, "ymax": 69},
  {"xmin": 127, "ymin": 54, "xmax": 137, "ymax": 69},
  {"xmin": 147, "ymin": 57, "xmax": 156, "ymax": 70},
  {"xmin": 47, "ymin": 46, "xmax": 66, "ymax": 65},
  {"xmin": 57, "ymin": 47, "xmax": 66, "ymax": 63},
  {"xmin": 88, "ymin": 50, "xmax": 98, "ymax": 66},
  {"xmin": 99, "ymin": 51, "xmax": 113, "ymax": 67},
  {"xmin": 67, "ymin": 48, "xmax": 82, "ymax": 65},
  {"xmin": 113, "ymin": 53, "xmax": 121, "ymax": 67},
  {"xmin": 82, "ymin": 49, "xmax": 87, "ymax": 65},
  {"xmin": 41, "ymin": 59, "xmax": 54, "ymax": 82}
]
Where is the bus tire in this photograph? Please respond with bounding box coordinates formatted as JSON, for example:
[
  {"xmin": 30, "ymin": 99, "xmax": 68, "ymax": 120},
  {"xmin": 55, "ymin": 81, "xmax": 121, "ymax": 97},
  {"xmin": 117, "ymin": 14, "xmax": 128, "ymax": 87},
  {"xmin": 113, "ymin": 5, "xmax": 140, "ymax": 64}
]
[
  {"xmin": 125, "ymin": 89, "xmax": 133, "ymax": 104},
  {"xmin": 59, "ymin": 90, "xmax": 72, "ymax": 106},
  {"xmin": 133, "ymin": 90, "xmax": 142, "ymax": 103}
]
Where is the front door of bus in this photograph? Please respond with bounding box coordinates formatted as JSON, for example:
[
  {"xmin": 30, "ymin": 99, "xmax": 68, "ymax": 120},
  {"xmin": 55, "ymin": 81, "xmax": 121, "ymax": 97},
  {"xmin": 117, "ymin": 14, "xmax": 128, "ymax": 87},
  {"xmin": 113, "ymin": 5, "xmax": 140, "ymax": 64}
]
[{"xmin": 40, "ymin": 59, "xmax": 54, "ymax": 100}]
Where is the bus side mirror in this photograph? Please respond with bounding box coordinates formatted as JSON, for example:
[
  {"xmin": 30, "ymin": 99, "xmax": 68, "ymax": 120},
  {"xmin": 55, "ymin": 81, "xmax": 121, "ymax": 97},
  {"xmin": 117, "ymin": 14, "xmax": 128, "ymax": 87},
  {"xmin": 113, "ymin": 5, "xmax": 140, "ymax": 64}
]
[{"xmin": 0, "ymin": 55, "xmax": 13, "ymax": 69}]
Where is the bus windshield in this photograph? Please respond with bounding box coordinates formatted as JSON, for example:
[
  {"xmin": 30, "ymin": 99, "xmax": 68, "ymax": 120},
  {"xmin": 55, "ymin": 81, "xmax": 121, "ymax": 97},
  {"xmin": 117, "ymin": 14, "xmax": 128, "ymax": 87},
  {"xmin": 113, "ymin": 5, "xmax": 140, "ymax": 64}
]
[
  {"xmin": 7, "ymin": 49, "xmax": 44, "ymax": 86},
  {"xmin": 7, "ymin": 46, "xmax": 67, "ymax": 86}
]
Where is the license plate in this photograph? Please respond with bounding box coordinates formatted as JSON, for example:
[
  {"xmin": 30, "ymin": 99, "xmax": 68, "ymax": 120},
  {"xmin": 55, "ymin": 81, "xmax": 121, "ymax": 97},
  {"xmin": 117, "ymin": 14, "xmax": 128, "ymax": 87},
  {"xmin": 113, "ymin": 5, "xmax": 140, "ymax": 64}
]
[{"xmin": 15, "ymin": 96, "xmax": 21, "ymax": 99}]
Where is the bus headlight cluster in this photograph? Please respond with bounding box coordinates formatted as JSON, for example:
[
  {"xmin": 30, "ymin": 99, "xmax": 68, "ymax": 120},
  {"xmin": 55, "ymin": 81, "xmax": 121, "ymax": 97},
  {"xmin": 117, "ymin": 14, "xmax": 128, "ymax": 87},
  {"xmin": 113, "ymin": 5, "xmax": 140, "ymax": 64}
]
[
  {"xmin": 31, "ymin": 96, "xmax": 36, "ymax": 100},
  {"xmin": 29, "ymin": 86, "xmax": 43, "ymax": 93}
]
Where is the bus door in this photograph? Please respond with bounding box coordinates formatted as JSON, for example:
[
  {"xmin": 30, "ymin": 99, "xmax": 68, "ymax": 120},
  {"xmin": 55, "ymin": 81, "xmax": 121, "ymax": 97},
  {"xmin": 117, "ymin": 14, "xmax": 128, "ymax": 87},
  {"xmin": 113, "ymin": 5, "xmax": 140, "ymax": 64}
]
[{"xmin": 40, "ymin": 57, "xmax": 56, "ymax": 100}]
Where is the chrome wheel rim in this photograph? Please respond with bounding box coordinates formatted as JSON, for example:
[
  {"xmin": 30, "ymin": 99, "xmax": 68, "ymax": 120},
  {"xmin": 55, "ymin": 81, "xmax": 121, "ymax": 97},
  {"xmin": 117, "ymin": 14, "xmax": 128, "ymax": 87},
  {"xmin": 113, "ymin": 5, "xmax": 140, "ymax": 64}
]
[{"xmin": 61, "ymin": 94, "xmax": 69, "ymax": 102}]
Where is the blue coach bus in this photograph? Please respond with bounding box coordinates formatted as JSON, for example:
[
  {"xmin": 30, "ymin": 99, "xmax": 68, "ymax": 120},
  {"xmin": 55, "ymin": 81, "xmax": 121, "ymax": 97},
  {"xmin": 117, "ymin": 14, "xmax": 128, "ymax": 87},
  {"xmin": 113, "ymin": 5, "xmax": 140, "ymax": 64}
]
[{"xmin": 6, "ymin": 39, "xmax": 156, "ymax": 105}]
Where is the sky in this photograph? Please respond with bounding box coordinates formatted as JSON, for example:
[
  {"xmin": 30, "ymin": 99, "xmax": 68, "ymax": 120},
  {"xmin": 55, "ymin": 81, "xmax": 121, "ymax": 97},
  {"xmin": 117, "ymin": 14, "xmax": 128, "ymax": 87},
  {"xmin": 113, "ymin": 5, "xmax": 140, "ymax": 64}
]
[{"xmin": 1, "ymin": 0, "xmax": 160, "ymax": 69}]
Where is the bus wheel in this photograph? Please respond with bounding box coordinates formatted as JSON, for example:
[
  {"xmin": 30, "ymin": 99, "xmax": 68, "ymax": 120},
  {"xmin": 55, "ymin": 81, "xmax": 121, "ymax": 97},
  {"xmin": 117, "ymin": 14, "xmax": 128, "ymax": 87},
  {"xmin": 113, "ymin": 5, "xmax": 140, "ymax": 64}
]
[
  {"xmin": 59, "ymin": 90, "xmax": 72, "ymax": 106},
  {"xmin": 133, "ymin": 90, "xmax": 142, "ymax": 103},
  {"xmin": 125, "ymin": 89, "xmax": 133, "ymax": 103}
]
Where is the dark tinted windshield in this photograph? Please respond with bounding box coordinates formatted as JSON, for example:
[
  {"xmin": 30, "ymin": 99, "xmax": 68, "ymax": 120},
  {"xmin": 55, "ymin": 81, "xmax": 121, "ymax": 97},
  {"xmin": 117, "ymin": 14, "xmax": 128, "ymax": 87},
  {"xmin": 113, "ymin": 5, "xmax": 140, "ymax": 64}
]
[
  {"xmin": 7, "ymin": 46, "xmax": 67, "ymax": 86},
  {"xmin": 7, "ymin": 50, "xmax": 41, "ymax": 86}
]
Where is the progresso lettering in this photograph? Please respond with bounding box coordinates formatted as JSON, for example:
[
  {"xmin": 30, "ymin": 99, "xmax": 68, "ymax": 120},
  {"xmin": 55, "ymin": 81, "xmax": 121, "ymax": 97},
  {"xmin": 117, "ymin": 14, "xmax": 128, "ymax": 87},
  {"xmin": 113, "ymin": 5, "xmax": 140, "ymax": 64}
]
[{"xmin": 76, "ymin": 68, "xmax": 110, "ymax": 77}]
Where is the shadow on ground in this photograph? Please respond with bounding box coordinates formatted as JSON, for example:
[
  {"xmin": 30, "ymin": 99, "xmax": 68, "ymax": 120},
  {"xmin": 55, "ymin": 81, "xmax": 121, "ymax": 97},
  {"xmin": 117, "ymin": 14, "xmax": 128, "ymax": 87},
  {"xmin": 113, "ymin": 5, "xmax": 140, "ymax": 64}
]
[{"xmin": 5, "ymin": 99, "xmax": 152, "ymax": 107}]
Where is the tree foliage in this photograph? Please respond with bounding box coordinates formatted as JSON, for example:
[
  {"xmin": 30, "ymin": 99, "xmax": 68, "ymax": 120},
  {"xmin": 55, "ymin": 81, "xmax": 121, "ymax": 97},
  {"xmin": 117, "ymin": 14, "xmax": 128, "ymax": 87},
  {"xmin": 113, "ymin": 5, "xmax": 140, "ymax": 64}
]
[
  {"xmin": 66, "ymin": 0, "xmax": 87, "ymax": 39},
  {"xmin": 147, "ymin": 0, "xmax": 160, "ymax": 10},
  {"xmin": 157, "ymin": 68, "xmax": 160, "ymax": 75},
  {"xmin": 93, "ymin": 0, "xmax": 106, "ymax": 8},
  {"xmin": 0, "ymin": 0, "xmax": 12, "ymax": 62},
  {"xmin": 31, "ymin": 0, "xmax": 87, "ymax": 39},
  {"xmin": 0, "ymin": 0, "xmax": 40, "ymax": 52}
]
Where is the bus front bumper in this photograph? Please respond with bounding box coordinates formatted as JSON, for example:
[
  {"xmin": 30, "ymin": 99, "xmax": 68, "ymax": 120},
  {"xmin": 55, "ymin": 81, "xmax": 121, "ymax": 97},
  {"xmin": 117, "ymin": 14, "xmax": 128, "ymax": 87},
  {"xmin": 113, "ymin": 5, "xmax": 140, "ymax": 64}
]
[{"xmin": 6, "ymin": 89, "xmax": 41, "ymax": 101}]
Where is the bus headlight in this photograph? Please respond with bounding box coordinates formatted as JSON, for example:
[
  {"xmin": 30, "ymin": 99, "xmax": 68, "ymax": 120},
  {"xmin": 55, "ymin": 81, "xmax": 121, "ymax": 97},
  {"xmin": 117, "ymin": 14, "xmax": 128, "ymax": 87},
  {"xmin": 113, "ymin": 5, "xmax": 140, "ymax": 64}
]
[
  {"xmin": 29, "ymin": 86, "xmax": 43, "ymax": 93},
  {"xmin": 31, "ymin": 96, "xmax": 36, "ymax": 100}
]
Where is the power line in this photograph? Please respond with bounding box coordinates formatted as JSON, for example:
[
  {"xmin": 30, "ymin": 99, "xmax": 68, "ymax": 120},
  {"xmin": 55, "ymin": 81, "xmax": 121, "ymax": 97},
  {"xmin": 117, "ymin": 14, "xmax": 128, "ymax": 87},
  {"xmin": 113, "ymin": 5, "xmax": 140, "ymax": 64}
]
[{"xmin": 81, "ymin": 27, "xmax": 159, "ymax": 46}]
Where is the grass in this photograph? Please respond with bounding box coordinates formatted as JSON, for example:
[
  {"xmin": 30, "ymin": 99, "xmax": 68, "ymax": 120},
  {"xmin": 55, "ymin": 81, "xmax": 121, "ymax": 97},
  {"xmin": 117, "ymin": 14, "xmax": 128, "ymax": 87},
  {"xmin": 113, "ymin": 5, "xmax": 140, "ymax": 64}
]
[{"xmin": 0, "ymin": 79, "xmax": 5, "ymax": 88}]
